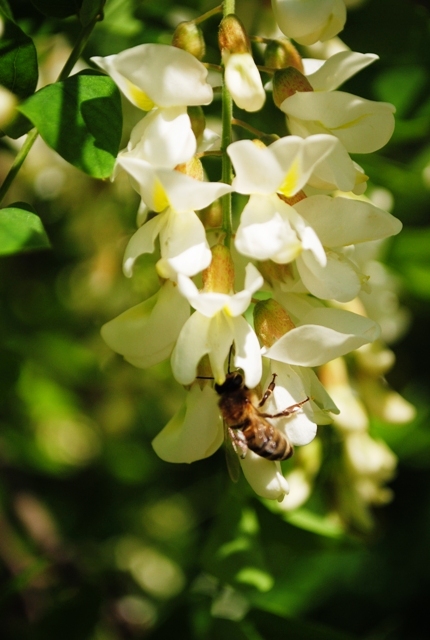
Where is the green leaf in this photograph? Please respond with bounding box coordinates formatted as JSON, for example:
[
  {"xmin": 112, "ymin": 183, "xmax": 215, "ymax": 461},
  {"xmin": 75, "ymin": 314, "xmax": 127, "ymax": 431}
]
[
  {"xmin": 0, "ymin": 112, "xmax": 34, "ymax": 140},
  {"xmin": 79, "ymin": 0, "xmax": 105, "ymax": 26},
  {"xmin": 29, "ymin": 0, "xmax": 83, "ymax": 18},
  {"xmin": 0, "ymin": 203, "xmax": 50, "ymax": 256},
  {"xmin": 18, "ymin": 71, "xmax": 122, "ymax": 179},
  {"xmin": 0, "ymin": 12, "xmax": 38, "ymax": 99},
  {"xmin": 0, "ymin": 0, "xmax": 13, "ymax": 20}
]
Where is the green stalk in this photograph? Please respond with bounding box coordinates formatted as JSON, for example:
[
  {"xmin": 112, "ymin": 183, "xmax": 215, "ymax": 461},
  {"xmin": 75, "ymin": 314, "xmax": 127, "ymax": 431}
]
[
  {"xmin": 220, "ymin": 0, "xmax": 235, "ymax": 246},
  {"xmin": 0, "ymin": 15, "xmax": 101, "ymax": 206}
]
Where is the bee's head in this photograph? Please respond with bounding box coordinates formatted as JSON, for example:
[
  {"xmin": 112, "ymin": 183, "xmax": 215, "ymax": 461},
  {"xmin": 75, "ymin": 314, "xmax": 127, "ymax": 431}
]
[{"xmin": 215, "ymin": 371, "xmax": 244, "ymax": 395}]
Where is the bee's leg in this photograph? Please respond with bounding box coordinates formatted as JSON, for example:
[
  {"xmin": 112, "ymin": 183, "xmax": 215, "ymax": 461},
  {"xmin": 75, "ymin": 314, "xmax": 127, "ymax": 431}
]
[
  {"xmin": 258, "ymin": 373, "xmax": 278, "ymax": 407},
  {"xmin": 260, "ymin": 396, "xmax": 310, "ymax": 419},
  {"xmin": 230, "ymin": 427, "xmax": 248, "ymax": 459}
]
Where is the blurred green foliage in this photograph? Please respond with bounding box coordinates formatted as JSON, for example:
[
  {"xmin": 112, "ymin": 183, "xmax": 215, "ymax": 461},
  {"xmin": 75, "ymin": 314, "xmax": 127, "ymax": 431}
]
[{"xmin": 1, "ymin": 0, "xmax": 430, "ymax": 638}]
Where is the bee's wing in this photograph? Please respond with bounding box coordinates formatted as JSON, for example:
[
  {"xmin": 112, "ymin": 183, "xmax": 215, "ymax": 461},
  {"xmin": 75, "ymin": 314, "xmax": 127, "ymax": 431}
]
[{"xmin": 224, "ymin": 422, "xmax": 241, "ymax": 483}]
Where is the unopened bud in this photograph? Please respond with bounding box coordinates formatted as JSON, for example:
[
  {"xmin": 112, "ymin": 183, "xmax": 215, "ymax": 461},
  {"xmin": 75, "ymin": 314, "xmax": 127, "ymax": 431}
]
[
  {"xmin": 175, "ymin": 156, "xmax": 204, "ymax": 181},
  {"xmin": 272, "ymin": 67, "xmax": 313, "ymax": 108},
  {"xmin": 202, "ymin": 244, "xmax": 234, "ymax": 294},
  {"xmin": 254, "ymin": 299, "xmax": 295, "ymax": 348},
  {"xmin": 264, "ymin": 39, "xmax": 304, "ymax": 72},
  {"xmin": 218, "ymin": 14, "xmax": 249, "ymax": 56},
  {"xmin": 200, "ymin": 200, "xmax": 222, "ymax": 229},
  {"xmin": 172, "ymin": 21, "xmax": 206, "ymax": 60},
  {"xmin": 188, "ymin": 106, "xmax": 206, "ymax": 142},
  {"xmin": 258, "ymin": 261, "xmax": 293, "ymax": 287}
]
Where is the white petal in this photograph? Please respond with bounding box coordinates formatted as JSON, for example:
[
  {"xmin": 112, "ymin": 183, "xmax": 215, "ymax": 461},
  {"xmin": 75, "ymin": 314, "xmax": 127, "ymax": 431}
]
[
  {"xmin": 228, "ymin": 140, "xmax": 285, "ymax": 195},
  {"xmin": 207, "ymin": 313, "xmax": 236, "ymax": 384},
  {"xmin": 265, "ymin": 307, "xmax": 380, "ymax": 366},
  {"xmin": 282, "ymin": 91, "xmax": 396, "ymax": 153},
  {"xmin": 224, "ymin": 53, "xmax": 266, "ymax": 112},
  {"xmin": 235, "ymin": 194, "xmax": 301, "ymax": 262},
  {"xmin": 157, "ymin": 209, "xmax": 211, "ymax": 279},
  {"xmin": 171, "ymin": 312, "xmax": 212, "ymax": 384},
  {"xmin": 271, "ymin": 134, "xmax": 337, "ymax": 196},
  {"xmin": 152, "ymin": 385, "xmax": 223, "ymax": 463},
  {"xmin": 307, "ymin": 137, "xmax": 357, "ymax": 192},
  {"xmin": 272, "ymin": 0, "xmax": 346, "ymax": 45},
  {"xmin": 240, "ymin": 453, "xmax": 289, "ymax": 500},
  {"xmin": 307, "ymin": 51, "xmax": 378, "ymax": 92},
  {"xmin": 101, "ymin": 281, "xmax": 189, "ymax": 368},
  {"xmin": 157, "ymin": 169, "xmax": 233, "ymax": 212},
  {"xmin": 295, "ymin": 195, "xmax": 402, "ymax": 247},
  {"xmin": 123, "ymin": 213, "xmax": 167, "ymax": 277},
  {"xmin": 116, "ymin": 157, "xmax": 169, "ymax": 212},
  {"xmin": 97, "ymin": 44, "xmax": 213, "ymax": 108},
  {"xmin": 264, "ymin": 364, "xmax": 317, "ymax": 446},
  {"xmin": 129, "ymin": 108, "xmax": 196, "ymax": 168},
  {"xmin": 297, "ymin": 249, "xmax": 362, "ymax": 302},
  {"xmin": 232, "ymin": 316, "xmax": 263, "ymax": 389}
]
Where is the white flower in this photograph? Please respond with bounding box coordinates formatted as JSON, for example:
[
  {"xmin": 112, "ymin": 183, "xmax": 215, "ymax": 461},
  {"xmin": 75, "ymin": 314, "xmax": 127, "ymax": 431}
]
[
  {"xmin": 263, "ymin": 305, "xmax": 381, "ymax": 366},
  {"xmin": 227, "ymin": 135, "xmax": 340, "ymax": 267},
  {"xmin": 272, "ymin": 0, "xmax": 347, "ymax": 46},
  {"xmin": 280, "ymin": 91, "xmax": 395, "ymax": 154},
  {"xmin": 240, "ymin": 455, "xmax": 290, "ymax": 501},
  {"xmin": 223, "ymin": 52, "xmax": 266, "ymax": 112},
  {"xmin": 117, "ymin": 162, "xmax": 232, "ymax": 280},
  {"xmin": 91, "ymin": 43, "xmax": 213, "ymax": 111},
  {"xmin": 101, "ymin": 280, "xmax": 190, "ymax": 368},
  {"xmin": 171, "ymin": 264, "xmax": 264, "ymax": 388}
]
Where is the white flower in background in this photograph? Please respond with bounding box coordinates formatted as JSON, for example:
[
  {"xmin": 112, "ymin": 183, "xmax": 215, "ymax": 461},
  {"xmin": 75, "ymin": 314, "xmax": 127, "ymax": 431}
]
[
  {"xmin": 223, "ymin": 52, "xmax": 266, "ymax": 112},
  {"xmin": 101, "ymin": 280, "xmax": 190, "ymax": 369},
  {"xmin": 171, "ymin": 261, "xmax": 264, "ymax": 389},
  {"xmin": 118, "ymin": 160, "xmax": 232, "ymax": 280},
  {"xmin": 91, "ymin": 43, "xmax": 213, "ymax": 111},
  {"xmin": 272, "ymin": 0, "xmax": 347, "ymax": 45},
  {"xmin": 0, "ymin": 86, "xmax": 17, "ymax": 129}
]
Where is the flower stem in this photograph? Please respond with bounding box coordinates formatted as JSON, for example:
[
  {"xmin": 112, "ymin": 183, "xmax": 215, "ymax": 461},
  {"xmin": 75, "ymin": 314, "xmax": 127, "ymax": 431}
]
[
  {"xmin": 193, "ymin": 3, "xmax": 223, "ymax": 25},
  {"xmin": 232, "ymin": 118, "xmax": 267, "ymax": 138},
  {"xmin": 0, "ymin": 15, "xmax": 101, "ymax": 206},
  {"xmin": 220, "ymin": 0, "xmax": 235, "ymax": 246},
  {"xmin": 0, "ymin": 128, "xmax": 39, "ymax": 204}
]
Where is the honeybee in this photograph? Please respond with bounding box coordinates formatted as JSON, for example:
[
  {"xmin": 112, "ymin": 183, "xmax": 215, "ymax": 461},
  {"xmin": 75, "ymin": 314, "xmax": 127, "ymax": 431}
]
[{"xmin": 215, "ymin": 371, "xmax": 309, "ymax": 463}]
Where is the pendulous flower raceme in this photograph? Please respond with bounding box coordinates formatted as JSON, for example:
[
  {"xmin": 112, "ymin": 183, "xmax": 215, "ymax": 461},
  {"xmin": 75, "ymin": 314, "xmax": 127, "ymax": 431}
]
[{"xmin": 99, "ymin": 2, "xmax": 407, "ymax": 510}]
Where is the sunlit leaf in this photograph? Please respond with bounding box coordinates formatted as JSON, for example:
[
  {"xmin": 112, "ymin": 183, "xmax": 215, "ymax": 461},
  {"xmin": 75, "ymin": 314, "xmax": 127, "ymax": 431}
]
[
  {"xmin": 0, "ymin": 203, "xmax": 50, "ymax": 255},
  {"xmin": 19, "ymin": 71, "xmax": 122, "ymax": 178}
]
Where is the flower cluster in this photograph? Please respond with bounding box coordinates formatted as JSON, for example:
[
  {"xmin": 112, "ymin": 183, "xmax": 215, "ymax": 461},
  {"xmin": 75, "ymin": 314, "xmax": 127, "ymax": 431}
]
[{"xmin": 98, "ymin": 1, "xmax": 404, "ymax": 504}]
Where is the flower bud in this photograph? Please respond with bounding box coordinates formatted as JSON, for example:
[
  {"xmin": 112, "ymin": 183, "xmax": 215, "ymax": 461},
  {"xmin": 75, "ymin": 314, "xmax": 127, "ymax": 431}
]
[
  {"xmin": 172, "ymin": 21, "xmax": 206, "ymax": 60},
  {"xmin": 254, "ymin": 299, "xmax": 295, "ymax": 348},
  {"xmin": 175, "ymin": 156, "xmax": 204, "ymax": 181},
  {"xmin": 202, "ymin": 244, "xmax": 234, "ymax": 294},
  {"xmin": 258, "ymin": 261, "xmax": 293, "ymax": 287},
  {"xmin": 272, "ymin": 67, "xmax": 313, "ymax": 108},
  {"xmin": 188, "ymin": 106, "xmax": 206, "ymax": 142},
  {"xmin": 218, "ymin": 14, "xmax": 250, "ymax": 56},
  {"xmin": 200, "ymin": 200, "xmax": 223, "ymax": 229},
  {"xmin": 264, "ymin": 39, "xmax": 304, "ymax": 72}
]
